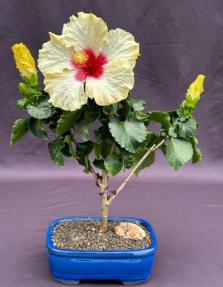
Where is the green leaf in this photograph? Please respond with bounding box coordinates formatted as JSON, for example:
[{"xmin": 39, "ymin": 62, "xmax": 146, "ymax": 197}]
[
  {"xmin": 93, "ymin": 137, "xmax": 114, "ymax": 159},
  {"xmin": 177, "ymin": 118, "xmax": 197, "ymax": 139},
  {"xmin": 61, "ymin": 143, "xmax": 72, "ymax": 157},
  {"xmin": 147, "ymin": 112, "xmax": 171, "ymax": 129},
  {"xmin": 27, "ymin": 98, "xmax": 52, "ymax": 119},
  {"xmin": 95, "ymin": 125, "xmax": 110, "ymax": 142},
  {"xmin": 17, "ymin": 98, "xmax": 31, "ymax": 111},
  {"xmin": 93, "ymin": 159, "xmax": 105, "ymax": 169},
  {"xmin": 10, "ymin": 118, "xmax": 29, "ymax": 146},
  {"xmin": 140, "ymin": 132, "xmax": 157, "ymax": 147},
  {"xmin": 48, "ymin": 138, "xmax": 65, "ymax": 166},
  {"xmin": 179, "ymin": 93, "xmax": 201, "ymax": 117},
  {"xmin": 109, "ymin": 119, "xmax": 147, "ymax": 153},
  {"xmin": 168, "ymin": 118, "xmax": 197, "ymax": 140},
  {"xmin": 122, "ymin": 152, "xmax": 134, "ymax": 169},
  {"xmin": 76, "ymin": 141, "xmax": 94, "ymax": 156},
  {"xmin": 18, "ymin": 83, "xmax": 36, "ymax": 97},
  {"xmin": 47, "ymin": 109, "xmax": 62, "ymax": 132},
  {"xmin": 76, "ymin": 125, "xmax": 89, "ymax": 142},
  {"xmin": 18, "ymin": 83, "xmax": 30, "ymax": 97},
  {"xmin": 23, "ymin": 74, "xmax": 38, "ymax": 88},
  {"xmin": 166, "ymin": 138, "xmax": 193, "ymax": 170},
  {"xmin": 93, "ymin": 143, "xmax": 101, "ymax": 160},
  {"xmin": 76, "ymin": 141, "xmax": 94, "ymax": 171},
  {"xmin": 118, "ymin": 100, "xmax": 131, "ymax": 119},
  {"xmin": 133, "ymin": 147, "xmax": 155, "ymax": 175},
  {"xmin": 168, "ymin": 125, "xmax": 178, "ymax": 137},
  {"xmin": 101, "ymin": 139, "xmax": 115, "ymax": 157},
  {"xmin": 168, "ymin": 110, "xmax": 178, "ymax": 118},
  {"xmin": 102, "ymin": 104, "xmax": 118, "ymax": 115},
  {"xmin": 128, "ymin": 98, "xmax": 145, "ymax": 111},
  {"xmin": 76, "ymin": 110, "xmax": 99, "ymax": 141},
  {"xmin": 29, "ymin": 74, "xmax": 38, "ymax": 88},
  {"xmin": 29, "ymin": 118, "xmax": 48, "ymax": 140},
  {"xmin": 134, "ymin": 111, "xmax": 149, "ymax": 122},
  {"xmin": 159, "ymin": 128, "xmax": 167, "ymax": 137},
  {"xmin": 64, "ymin": 135, "xmax": 78, "ymax": 159},
  {"xmin": 56, "ymin": 110, "xmax": 81, "ymax": 136},
  {"xmin": 190, "ymin": 137, "xmax": 202, "ymax": 164},
  {"xmin": 104, "ymin": 154, "xmax": 123, "ymax": 176}
]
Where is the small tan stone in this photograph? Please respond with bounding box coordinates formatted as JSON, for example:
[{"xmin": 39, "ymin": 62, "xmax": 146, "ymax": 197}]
[{"xmin": 114, "ymin": 222, "xmax": 146, "ymax": 240}]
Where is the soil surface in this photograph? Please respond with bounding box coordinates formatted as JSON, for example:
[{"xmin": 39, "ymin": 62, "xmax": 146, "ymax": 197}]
[{"xmin": 52, "ymin": 220, "xmax": 152, "ymax": 250}]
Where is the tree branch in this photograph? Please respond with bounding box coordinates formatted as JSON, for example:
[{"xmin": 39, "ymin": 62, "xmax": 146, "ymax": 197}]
[
  {"xmin": 107, "ymin": 139, "xmax": 165, "ymax": 206},
  {"xmin": 72, "ymin": 133, "xmax": 102, "ymax": 186},
  {"xmin": 88, "ymin": 161, "xmax": 102, "ymax": 186}
]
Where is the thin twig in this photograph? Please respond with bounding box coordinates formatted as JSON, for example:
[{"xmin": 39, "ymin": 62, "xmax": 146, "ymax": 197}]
[
  {"xmin": 107, "ymin": 139, "xmax": 165, "ymax": 206},
  {"xmin": 88, "ymin": 162, "xmax": 98, "ymax": 179}
]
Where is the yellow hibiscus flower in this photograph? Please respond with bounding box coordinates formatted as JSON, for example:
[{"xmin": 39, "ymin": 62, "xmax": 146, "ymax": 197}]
[
  {"xmin": 12, "ymin": 43, "xmax": 37, "ymax": 78},
  {"xmin": 38, "ymin": 12, "xmax": 140, "ymax": 111}
]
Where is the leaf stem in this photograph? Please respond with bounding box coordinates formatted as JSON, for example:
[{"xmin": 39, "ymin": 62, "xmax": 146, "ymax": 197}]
[{"xmin": 110, "ymin": 141, "xmax": 116, "ymax": 154}]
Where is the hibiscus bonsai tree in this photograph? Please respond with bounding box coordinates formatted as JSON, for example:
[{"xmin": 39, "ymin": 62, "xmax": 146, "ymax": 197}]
[{"xmin": 11, "ymin": 12, "xmax": 205, "ymax": 233}]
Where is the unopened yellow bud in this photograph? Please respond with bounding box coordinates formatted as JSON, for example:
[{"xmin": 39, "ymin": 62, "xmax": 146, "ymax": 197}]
[
  {"xmin": 12, "ymin": 43, "xmax": 37, "ymax": 78},
  {"xmin": 187, "ymin": 74, "xmax": 205, "ymax": 101},
  {"xmin": 179, "ymin": 74, "xmax": 206, "ymax": 116}
]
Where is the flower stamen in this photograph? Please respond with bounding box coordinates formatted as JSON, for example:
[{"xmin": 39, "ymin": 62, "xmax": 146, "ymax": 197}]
[{"xmin": 73, "ymin": 51, "xmax": 89, "ymax": 65}]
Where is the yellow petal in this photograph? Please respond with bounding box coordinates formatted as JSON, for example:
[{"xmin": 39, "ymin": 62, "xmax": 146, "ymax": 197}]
[
  {"xmin": 62, "ymin": 12, "xmax": 108, "ymax": 53},
  {"xmin": 187, "ymin": 74, "xmax": 205, "ymax": 100},
  {"xmin": 12, "ymin": 43, "xmax": 37, "ymax": 78},
  {"xmin": 101, "ymin": 28, "xmax": 140, "ymax": 69},
  {"xmin": 38, "ymin": 33, "xmax": 73, "ymax": 75},
  {"xmin": 86, "ymin": 60, "xmax": 134, "ymax": 106},
  {"xmin": 44, "ymin": 69, "xmax": 87, "ymax": 111}
]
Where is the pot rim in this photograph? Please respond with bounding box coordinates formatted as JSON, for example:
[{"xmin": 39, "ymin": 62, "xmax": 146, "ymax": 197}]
[{"xmin": 46, "ymin": 216, "xmax": 158, "ymax": 257}]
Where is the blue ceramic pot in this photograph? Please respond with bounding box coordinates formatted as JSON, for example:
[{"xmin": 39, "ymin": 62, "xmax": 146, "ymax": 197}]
[{"xmin": 46, "ymin": 216, "xmax": 158, "ymax": 285}]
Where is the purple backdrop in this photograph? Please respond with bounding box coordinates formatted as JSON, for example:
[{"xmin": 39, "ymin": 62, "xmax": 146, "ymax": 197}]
[{"xmin": 0, "ymin": 0, "xmax": 223, "ymax": 286}]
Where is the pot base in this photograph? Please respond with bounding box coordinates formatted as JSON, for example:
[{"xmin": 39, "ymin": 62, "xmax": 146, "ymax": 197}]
[
  {"xmin": 52, "ymin": 275, "xmax": 80, "ymax": 285},
  {"xmin": 52, "ymin": 275, "xmax": 150, "ymax": 285},
  {"xmin": 122, "ymin": 279, "xmax": 150, "ymax": 285}
]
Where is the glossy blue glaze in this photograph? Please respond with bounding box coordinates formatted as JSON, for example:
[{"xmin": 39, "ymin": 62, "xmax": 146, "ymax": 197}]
[{"xmin": 46, "ymin": 216, "xmax": 158, "ymax": 284}]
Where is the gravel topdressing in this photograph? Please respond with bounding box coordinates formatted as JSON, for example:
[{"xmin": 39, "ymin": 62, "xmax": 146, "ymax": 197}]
[{"xmin": 52, "ymin": 220, "xmax": 152, "ymax": 250}]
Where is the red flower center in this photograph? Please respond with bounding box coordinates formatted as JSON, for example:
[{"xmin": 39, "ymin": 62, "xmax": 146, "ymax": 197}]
[{"xmin": 72, "ymin": 48, "xmax": 107, "ymax": 82}]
